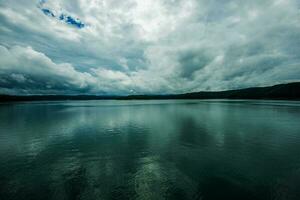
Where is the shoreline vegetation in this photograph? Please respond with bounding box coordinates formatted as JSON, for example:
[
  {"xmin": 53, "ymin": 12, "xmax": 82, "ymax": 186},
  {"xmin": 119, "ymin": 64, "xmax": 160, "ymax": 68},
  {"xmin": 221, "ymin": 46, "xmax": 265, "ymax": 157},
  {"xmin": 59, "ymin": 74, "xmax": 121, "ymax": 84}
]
[{"xmin": 0, "ymin": 82, "xmax": 299, "ymax": 102}]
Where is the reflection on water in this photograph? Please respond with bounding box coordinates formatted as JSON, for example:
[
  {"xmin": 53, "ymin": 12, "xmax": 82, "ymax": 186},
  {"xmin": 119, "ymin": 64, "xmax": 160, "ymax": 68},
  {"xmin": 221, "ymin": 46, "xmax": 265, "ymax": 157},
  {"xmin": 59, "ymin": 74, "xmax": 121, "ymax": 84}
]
[{"xmin": 0, "ymin": 100, "xmax": 300, "ymax": 200}]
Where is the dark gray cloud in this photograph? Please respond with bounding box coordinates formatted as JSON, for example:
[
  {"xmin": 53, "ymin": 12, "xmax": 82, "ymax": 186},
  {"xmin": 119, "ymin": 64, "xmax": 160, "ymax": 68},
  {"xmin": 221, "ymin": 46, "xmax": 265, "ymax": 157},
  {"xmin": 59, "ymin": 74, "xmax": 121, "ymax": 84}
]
[
  {"xmin": 178, "ymin": 50, "xmax": 213, "ymax": 79},
  {"xmin": 0, "ymin": 0, "xmax": 299, "ymax": 95}
]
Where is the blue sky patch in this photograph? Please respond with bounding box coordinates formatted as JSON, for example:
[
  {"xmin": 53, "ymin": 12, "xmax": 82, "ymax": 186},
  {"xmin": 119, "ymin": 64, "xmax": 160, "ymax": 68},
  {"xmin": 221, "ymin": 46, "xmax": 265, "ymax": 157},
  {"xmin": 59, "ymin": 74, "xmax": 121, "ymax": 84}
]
[
  {"xmin": 40, "ymin": 8, "xmax": 85, "ymax": 29},
  {"xmin": 41, "ymin": 8, "xmax": 55, "ymax": 17},
  {"xmin": 38, "ymin": 0, "xmax": 85, "ymax": 29},
  {"xmin": 59, "ymin": 14, "xmax": 85, "ymax": 29}
]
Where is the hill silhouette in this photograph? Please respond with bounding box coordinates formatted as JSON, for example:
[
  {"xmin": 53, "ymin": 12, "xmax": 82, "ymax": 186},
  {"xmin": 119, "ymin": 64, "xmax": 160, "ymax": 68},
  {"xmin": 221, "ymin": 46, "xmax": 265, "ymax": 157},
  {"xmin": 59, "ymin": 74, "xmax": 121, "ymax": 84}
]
[{"xmin": 1, "ymin": 82, "xmax": 299, "ymax": 102}]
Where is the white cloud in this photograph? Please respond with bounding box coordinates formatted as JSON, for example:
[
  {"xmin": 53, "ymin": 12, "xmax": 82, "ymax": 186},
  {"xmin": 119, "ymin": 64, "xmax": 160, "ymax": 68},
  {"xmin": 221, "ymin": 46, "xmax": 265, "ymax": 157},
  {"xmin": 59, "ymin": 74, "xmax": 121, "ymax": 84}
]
[{"xmin": 0, "ymin": 45, "xmax": 95, "ymax": 94}]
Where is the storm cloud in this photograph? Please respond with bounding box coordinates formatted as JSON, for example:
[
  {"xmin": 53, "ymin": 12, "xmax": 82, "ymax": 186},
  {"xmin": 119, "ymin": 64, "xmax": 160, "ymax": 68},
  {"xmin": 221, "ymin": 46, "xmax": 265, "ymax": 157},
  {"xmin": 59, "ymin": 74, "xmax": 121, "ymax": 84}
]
[{"xmin": 0, "ymin": 0, "xmax": 299, "ymax": 95}]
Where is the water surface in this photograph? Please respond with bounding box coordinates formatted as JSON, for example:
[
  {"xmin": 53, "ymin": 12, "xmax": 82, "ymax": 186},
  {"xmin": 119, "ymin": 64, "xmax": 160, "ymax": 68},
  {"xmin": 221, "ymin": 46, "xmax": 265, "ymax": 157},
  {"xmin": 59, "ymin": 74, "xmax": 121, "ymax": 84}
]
[{"xmin": 1, "ymin": 100, "xmax": 300, "ymax": 200}]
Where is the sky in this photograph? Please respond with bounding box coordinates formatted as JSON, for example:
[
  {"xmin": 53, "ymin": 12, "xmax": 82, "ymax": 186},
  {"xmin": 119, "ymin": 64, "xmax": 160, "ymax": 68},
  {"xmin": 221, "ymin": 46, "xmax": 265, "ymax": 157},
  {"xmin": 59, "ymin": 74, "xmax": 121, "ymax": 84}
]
[{"xmin": 0, "ymin": 0, "xmax": 299, "ymax": 95}]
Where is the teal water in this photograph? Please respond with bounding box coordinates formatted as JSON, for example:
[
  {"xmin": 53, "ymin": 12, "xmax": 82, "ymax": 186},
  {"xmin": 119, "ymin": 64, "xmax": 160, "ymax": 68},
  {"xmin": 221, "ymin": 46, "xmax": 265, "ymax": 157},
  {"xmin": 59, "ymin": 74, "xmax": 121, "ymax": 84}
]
[{"xmin": 0, "ymin": 100, "xmax": 300, "ymax": 200}]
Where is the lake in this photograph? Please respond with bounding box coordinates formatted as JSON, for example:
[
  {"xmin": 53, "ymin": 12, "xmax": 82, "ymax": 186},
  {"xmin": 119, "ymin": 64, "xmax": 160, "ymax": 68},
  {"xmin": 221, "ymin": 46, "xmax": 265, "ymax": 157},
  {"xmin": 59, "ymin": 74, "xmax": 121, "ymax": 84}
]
[{"xmin": 0, "ymin": 100, "xmax": 300, "ymax": 200}]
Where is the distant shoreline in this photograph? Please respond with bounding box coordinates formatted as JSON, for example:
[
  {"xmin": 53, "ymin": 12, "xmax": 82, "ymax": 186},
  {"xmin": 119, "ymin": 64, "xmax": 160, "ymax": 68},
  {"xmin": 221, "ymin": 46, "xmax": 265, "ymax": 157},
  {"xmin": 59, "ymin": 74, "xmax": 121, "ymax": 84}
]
[{"xmin": 1, "ymin": 82, "xmax": 300, "ymax": 102}]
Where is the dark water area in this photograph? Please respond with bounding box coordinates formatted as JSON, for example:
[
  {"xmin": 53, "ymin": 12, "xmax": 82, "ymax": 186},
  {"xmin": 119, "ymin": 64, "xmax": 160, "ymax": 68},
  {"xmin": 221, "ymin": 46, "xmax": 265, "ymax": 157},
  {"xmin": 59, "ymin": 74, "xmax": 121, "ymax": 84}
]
[{"xmin": 0, "ymin": 100, "xmax": 300, "ymax": 200}]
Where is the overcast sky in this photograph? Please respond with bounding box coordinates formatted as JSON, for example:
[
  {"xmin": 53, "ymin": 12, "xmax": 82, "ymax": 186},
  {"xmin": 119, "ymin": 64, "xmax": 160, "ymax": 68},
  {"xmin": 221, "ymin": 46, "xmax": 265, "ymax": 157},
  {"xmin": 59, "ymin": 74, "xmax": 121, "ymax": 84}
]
[{"xmin": 0, "ymin": 0, "xmax": 299, "ymax": 95}]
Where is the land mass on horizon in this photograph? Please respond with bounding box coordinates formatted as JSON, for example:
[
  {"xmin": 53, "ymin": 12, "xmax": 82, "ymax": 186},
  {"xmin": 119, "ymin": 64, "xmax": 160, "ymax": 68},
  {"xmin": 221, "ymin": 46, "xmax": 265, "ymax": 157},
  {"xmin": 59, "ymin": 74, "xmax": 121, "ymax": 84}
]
[{"xmin": 1, "ymin": 82, "xmax": 300, "ymax": 102}]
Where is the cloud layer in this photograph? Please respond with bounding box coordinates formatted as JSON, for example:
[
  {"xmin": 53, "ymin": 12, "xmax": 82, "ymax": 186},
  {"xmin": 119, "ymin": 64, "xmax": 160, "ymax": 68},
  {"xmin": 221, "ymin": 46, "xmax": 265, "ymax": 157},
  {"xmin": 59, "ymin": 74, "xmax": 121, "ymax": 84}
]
[{"xmin": 0, "ymin": 0, "xmax": 299, "ymax": 95}]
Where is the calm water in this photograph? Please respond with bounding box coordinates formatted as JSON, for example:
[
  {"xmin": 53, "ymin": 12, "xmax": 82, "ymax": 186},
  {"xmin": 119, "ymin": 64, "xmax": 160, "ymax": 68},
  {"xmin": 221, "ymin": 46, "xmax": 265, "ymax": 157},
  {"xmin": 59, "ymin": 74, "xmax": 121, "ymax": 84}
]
[{"xmin": 0, "ymin": 100, "xmax": 300, "ymax": 200}]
